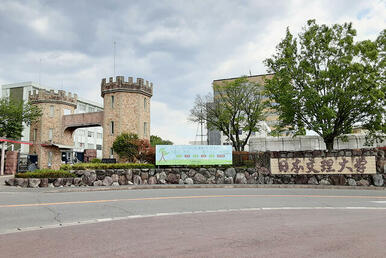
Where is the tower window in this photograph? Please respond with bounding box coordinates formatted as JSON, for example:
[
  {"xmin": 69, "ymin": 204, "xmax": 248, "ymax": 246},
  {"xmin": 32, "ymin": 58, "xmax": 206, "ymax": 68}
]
[
  {"xmin": 110, "ymin": 121, "xmax": 114, "ymax": 135},
  {"xmin": 144, "ymin": 98, "xmax": 147, "ymax": 111},
  {"xmin": 49, "ymin": 105, "xmax": 54, "ymax": 117},
  {"xmin": 48, "ymin": 128, "xmax": 53, "ymax": 140},
  {"xmin": 111, "ymin": 96, "xmax": 115, "ymax": 109},
  {"xmin": 33, "ymin": 129, "xmax": 37, "ymax": 141},
  {"xmin": 144, "ymin": 122, "xmax": 147, "ymax": 136}
]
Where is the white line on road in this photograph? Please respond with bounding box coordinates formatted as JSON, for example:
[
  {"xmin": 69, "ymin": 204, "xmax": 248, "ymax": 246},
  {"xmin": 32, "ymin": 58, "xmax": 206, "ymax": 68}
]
[
  {"xmin": 1, "ymin": 206, "xmax": 386, "ymax": 235},
  {"xmin": 371, "ymin": 201, "xmax": 386, "ymax": 203}
]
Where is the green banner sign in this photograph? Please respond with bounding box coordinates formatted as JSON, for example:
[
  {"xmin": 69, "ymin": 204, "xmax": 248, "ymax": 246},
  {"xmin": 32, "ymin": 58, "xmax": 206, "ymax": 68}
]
[{"xmin": 156, "ymin": 145, "xmax": 232, "ymax": 165}]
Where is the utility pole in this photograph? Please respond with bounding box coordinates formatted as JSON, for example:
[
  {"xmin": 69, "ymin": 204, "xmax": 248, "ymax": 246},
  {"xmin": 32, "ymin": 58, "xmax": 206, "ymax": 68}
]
[{"xmin": 0, "ymin": 142, "xmax": 5, "ymax": 175}]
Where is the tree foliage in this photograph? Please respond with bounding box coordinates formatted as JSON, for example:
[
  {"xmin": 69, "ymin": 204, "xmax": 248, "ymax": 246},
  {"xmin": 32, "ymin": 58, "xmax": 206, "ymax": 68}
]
[
  {"xmin": 0, "ymin": 98, "xmax": 42, "ymax": 139},
  {"xmin": 112, "ymin": 133, "xmax": 155, "ymax": 163},
  {"xmin": 112, "ymin": 133, "xmax": 139, "ymax": 162},
  {"xmin": 150, "ymin": 135, "xmax": 173, "ymax": 147},
  {"xmin": 264, "ymin": 20, "xmax": 385, "ymax": 150},
  {"xmin": 190, "ymin": 77, "xmax": 266, "ymax": 151}
]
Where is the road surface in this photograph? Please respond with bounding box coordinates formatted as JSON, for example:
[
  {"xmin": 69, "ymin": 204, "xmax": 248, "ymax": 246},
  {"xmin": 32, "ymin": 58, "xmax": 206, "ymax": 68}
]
[{"xmin": 0, "ymin": 187, "xmax": 385, "ymax": 257}]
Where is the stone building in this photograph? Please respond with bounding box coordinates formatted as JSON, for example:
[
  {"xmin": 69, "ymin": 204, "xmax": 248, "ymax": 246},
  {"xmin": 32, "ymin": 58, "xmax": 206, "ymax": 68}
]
[
  {"xmin": 27, "ymin": 76, "xmax": 152, "ymax": 169},
  {"xmin": 1, "ymin": 82, "xmax": 103, "ymax": 158}
]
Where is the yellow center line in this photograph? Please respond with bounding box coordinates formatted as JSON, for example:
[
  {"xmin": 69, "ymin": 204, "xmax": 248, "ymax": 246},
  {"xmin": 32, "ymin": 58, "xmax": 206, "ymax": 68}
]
[{"xmin": 1, "ymin": 194, "xmax": 386, "ymax": 208}]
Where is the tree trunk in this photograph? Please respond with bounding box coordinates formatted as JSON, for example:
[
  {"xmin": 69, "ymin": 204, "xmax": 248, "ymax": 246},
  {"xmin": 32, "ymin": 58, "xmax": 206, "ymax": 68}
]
[{"xmin": 324, "ymin": 138, "xmax": 334, "ymax": 151}]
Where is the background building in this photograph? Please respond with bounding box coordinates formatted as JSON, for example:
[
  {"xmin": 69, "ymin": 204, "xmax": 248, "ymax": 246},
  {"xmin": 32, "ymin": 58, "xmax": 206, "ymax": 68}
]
[
  {"xmin": 207, "ymin": 74, "xmax": 277, "ymax": 149},
  {"xmin": 1, "ymin": 82, "xmax": 104, "ymax": 159}
]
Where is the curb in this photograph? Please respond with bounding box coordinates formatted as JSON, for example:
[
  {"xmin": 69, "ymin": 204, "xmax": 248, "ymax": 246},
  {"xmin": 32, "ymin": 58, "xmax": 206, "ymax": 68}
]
[{"xmin": 40, "ymin": 184, "xmax": 386, "ymax": 193}]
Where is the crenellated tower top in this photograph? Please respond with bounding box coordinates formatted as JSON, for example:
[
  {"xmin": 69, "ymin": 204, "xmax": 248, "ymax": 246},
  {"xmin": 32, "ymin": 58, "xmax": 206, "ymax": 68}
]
[
  {"xmin": 101, "ymin": 76, "xmax": 153, "ymax": 97},
  {"xmin": 29, "ymin": 89, "xmax": 78, "ymax": 107}
]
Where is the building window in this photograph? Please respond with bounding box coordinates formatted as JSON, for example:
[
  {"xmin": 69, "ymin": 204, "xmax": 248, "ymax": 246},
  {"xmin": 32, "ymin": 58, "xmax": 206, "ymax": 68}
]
[
  {"xmin": 88, "ymin": 106, "xmax": 95, "ymax": 113},
  {"xmin": 238, "ymin": 130, "xmax": 243, "ymax": 135},
  {"xmin": 110, "ymin": 148, "xmax": 114, "ymax": 158},
  {"xmin": 144, "ymin": 122, "xmax": 147, "ymax": 136},
  {"xmin": 88, "ymin": 131, "xmax": 94, "ymax": 138},
  {"xmin": 144, "ymin": 98, "xmax": 147, "ymax": 111},
  {"xmin": 49, "ymin": 105, "xmax": 54, "ymax": 117},
  {"xmin": 63, "ymin": 108, "xmax": 71, "ymax": 115},
  {"xmin": 48, "ymin": 151, "xmax": 53, "ymax": 167},
  {"xmin": 96, "ymin": 144, "xmax": 102, "ymax": 150},
  {"xmin": 111, "ymin": 95, "xmax": 115, "ymax": 109},
  {"xmin": 110, "ymin": 121, "xmax": 114, "ymax": 135},
  {"xmin": 33, "ymin": 129, "xmax": 37, "ymax": 141},
  {"xmin": 97, "ymin": 133, "xmax": 102, "ymax": 139},
  {"xmin": 48, "ymin": 128, "xmax": 53, "ymax": 141},
  {"xmin": 87, "ymin": 144, "xmax": 95, "ymax": 149}
]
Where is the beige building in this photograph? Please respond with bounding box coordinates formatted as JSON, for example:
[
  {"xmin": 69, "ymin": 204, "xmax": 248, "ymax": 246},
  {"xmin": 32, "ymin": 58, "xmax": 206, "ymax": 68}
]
[
  {"xmin": 208, "ymin": 73, "xmax": 281, "ymax": 147},
  {"xmin": 27, "ymin": 76, "xmax": 152, "ymax": 169}
]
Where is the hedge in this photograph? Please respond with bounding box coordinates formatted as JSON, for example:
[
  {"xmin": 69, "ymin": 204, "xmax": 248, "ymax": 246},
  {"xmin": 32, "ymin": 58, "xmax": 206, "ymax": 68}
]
[
  {"xmin": 60, "ymin": 163, "xmax": 155, "ymax": 170},
  {"xmin": 16, "ymin": 169, "xmax": 76, "ymax": 178}
]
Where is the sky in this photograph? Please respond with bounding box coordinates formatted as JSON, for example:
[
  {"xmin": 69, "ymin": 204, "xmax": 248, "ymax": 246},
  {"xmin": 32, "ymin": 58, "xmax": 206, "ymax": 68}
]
[{"xmin": 0, "ymin": 0, "xmax": 385, "ymax": 144}]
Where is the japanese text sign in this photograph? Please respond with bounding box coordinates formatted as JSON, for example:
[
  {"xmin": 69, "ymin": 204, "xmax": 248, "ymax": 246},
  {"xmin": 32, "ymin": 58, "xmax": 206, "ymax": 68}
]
[{"xmin": 270, "ymin": 156, "xmax": 376, "ymax": 174}]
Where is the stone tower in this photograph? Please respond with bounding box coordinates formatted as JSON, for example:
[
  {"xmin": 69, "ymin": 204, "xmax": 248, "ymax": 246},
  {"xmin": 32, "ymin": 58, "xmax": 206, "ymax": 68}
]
[
  {"xmin": 29, "ymin": 89, "xmax": 77, "ymax": 169},
  {"xmin": 101, "ymin": 76, "xmax": 153, "ymax": 158}
]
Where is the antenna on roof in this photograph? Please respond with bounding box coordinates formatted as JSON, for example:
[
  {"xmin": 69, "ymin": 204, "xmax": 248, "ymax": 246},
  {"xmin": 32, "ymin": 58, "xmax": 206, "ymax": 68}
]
[{"xmin": 113, "ymin": 41, "xmax": 116, "ymax": 77}]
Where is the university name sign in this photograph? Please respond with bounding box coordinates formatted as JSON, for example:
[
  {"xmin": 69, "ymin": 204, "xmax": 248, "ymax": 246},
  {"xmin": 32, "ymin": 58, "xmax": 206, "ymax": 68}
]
[
  {"xmin": 270, "ymin": 156, "xmax": 376, "ymax": 174},
  {"xmin": 156, "ymin": 145, "xmax": 232, "ymax": 165}
]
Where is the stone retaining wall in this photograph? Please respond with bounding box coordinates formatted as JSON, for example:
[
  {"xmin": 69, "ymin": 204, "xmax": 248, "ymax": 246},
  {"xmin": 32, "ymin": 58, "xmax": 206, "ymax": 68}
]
[{"xmin": 5, "ymin": 149, "xmax": 385, "ymax": 188}]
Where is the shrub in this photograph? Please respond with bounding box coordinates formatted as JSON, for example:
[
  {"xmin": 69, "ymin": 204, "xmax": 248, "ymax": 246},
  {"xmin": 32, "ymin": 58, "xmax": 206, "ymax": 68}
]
[
  {"xmin": 15, "ymin": 169, "xmax": 76, "ymax": 178},
  {"xmin": 60, "ymin": 163, "xmax": 155, "ymax": 170},
  {"xmin": 90, "ymin": 158, "xmax": 101, "ymax": 163}
]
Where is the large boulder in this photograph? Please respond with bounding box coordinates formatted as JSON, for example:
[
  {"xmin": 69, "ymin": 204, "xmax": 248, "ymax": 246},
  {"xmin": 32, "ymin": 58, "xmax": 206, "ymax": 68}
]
[
  {"xmin": 193, "ymin": 173, "xmax": 207, "ymax": 184},
  {"xmin": 357, "ymin": 179, "xmax": 370, "ymax": 186},
  {"xmin": 93, "ymin": 180, "xmax": 103, "ymax": 186},
  {"xmin": 319, "ymin": 179, "xmax": 331, "ymax": 185},
  {"xmin": 187, "ymin": 169, "xmax": 197, "ymax": 177},
  {"xmin": 207, "ymin": 176, "xmax": 216, "ymax": 184},
  {"xmin": 133, "ymin": 175, "xmax": 142, "ymax": 185},
  {"xmin": 53, "ymin": 178, "xmax": 64, "ymax": 187},
  {"xmin": 148, "ymin": 176, "xmax": 157, "ymax": 185},
  {"xmin": 167, "ymin": 173, "xmax": 180, "ymax": 184},
  {"xmin": 235, "ymin": 173, "xmax": 247, "ymax": 184},
  {"xmin": 39, "ymin": 178, "xmax": 49, "ymax": 187},
  {"xmin": 307, "ymin": 177, "xmax": 319, "ymax": 185},
  {"xmin": 111, "ymin": 174, "xmax": 119, "ymax": 182},
  {"xmin": 184, "ymin": 178, "xmax": 194, "ymax": 184},
  {"xmin": 73, "ymin": 178, "xmax": 82, "ymax": 186},
  {"xmin": 5, "ymin": 178, "xmax": 16, "ymax": 186},
  {"xmin": 156, "ymin": 172, "xmax": 167, "ymax": 184},
  {"xmin": 118, "ymin": 175, "xmax": 128, "ymax": 185},
  {"xmin": 224, "ymin": 177, "xmax": 234, "ymax": 184},
  {"xmin": 15, "ymin": 178, "xmax": 28, "ymax": 187},
  {"xmin": 330, "ymin": 175, "xmax": 346, "ymax": 185},
  {"xmin": 82, "ymin": 171, "xmax": 97, "ymax": 186},
  {"xmin": 28, "ymin": 178, "xmax": 41, "ymax": 188},
  {"xmin": 125, "ymin": 169, "xmax": 133, "ymax": 181},
  {"xmin": 372, "ymin": 174, "xmax": 384, "ymax": 187},
  {"xmin": 347, "ymin": 178, "xmax": 357, "ymax": 186},
  {"xmin": 102, "ymin": 176, "xmax": 113, "ymax": 186},
  {"xmin": 224, "ymin": 168, "xmax": 236, "ymax": 178}
]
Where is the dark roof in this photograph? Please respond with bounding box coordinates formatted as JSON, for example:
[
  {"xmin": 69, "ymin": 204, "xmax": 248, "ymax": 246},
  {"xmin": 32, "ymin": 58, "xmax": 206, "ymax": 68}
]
[{"xmin": 213, "ymin": 73, "xmax": 274, "ymax": 82}]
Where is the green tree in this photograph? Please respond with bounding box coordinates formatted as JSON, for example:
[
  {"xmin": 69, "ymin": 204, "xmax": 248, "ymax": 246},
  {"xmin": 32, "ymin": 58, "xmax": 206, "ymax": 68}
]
[
  {"xmin": 0, "ymin": 98, "xmax": 42, "ymax": 139},
  {"xmin": 150, "ymin": 135, "xmax": 173, "ymax": 147},
  {"xmin": 112, "ymin": 133, "xmax": 139, "ymax": 162},
  {"xmin": 190, "ymin": 77, "xmax": 266, "ymax": 151},
  {"xmin": 264, "ymin": 20, "xmax": 385, "ymax": 150}
]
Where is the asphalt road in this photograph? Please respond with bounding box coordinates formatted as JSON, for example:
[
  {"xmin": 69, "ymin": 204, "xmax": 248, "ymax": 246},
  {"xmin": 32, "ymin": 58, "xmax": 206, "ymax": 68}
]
[{"xmin": 0, "ymin": 187, "xmax": 385, "ymax": 257}]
